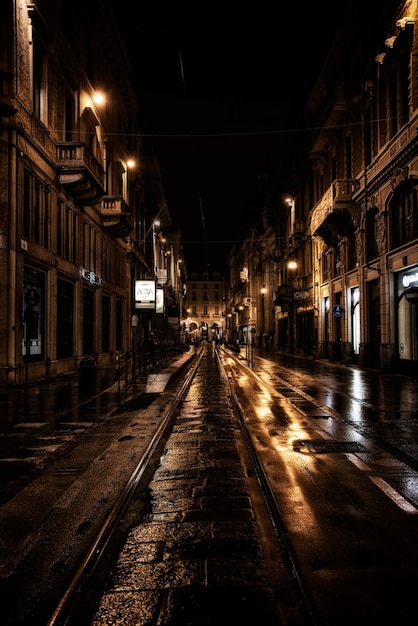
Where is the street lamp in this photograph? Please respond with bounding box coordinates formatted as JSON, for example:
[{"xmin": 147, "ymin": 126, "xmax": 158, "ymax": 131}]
[{"xmin": 260, "ymin": 287, "xmax": 267, "ymax": 348}]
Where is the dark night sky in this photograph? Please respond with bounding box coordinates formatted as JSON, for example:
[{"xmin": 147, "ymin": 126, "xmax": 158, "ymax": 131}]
[{"xmin": 120, "ymin": 5, "xmax": 349, "ymax": 273}]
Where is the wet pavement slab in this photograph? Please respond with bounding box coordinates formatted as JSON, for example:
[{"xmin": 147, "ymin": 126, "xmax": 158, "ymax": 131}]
[
  {"xmin": 91, "ymin": 344, "xmax": 282, "ymax": 625},
  {"xmin": 0, "ymin": 356, "xmax": 192, "ymax": 506},
  {"xmin": 1, "ymin": 346, "xmax": 417, "ymax": 624}
]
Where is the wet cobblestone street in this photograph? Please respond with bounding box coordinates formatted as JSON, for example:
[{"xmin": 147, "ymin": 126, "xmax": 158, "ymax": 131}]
[{"xmin": 92, "ymin": 344, "xmax": 281, "ymax": 625}]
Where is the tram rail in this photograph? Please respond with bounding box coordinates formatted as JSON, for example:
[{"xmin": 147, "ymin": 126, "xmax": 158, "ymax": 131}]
[
  {"xmin": 31, "ymin": 343, "xmax": 418, "ymax": 625},
  {"xmin": 44, "ymin": 344, "xmax": 327, "ymax": 625},
  {"xmin": 218, "ymin": 350, "xmax": 320, "ymax": 625},
  {"xmin": 47, "ymin": 349, "xmax": 204, "ymax": 626}
]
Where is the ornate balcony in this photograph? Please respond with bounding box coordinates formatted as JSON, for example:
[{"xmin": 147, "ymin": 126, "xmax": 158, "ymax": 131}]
[
  {"xmin": 273, "ymin": 285, "xmax": 294, "ymax": 306},
  {"xmin": 56, "ymin": 142, "xmax": 105, "ymax": 205},
  {"xmin": 100, "ymin": 196, "xmax": 133, "ymax": 238},
  {"xmin": 310, "ymin": 179, "xmax": 360, "ymax": 241}
]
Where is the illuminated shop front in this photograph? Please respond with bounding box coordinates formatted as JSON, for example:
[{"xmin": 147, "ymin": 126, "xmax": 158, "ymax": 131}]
[{"xmin": 396, "ymin": 266, "xmax": 418, "ymax": 368}]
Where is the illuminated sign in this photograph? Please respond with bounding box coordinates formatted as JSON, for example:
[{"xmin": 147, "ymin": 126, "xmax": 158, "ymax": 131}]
[
  {"xmin": 81, "ymin": 268, "xmax": 102, "ymax": 286},
  {"xmin": 156, "ymin": 288, "xmax": 164, "ymax": 314},
  {"xmin": 134, "ymin": 280, "xmax": 156, "ymax": 310},
  {"xmin": 402, "ymin": 270, "xmax": 418, "ymax": 288},
  {"xmin": 156, "ymin": 269, "xmax": 167, "ymax": 283}
]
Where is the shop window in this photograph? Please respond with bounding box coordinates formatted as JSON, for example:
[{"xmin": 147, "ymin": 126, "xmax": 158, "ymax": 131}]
[
  {"xmin": 57, "ymin": 279, "xmax": 74, "ymax": 358},
  {"xmin": 397, "ymin": 271, "xmax": 418, "ymax": 362},
  {"xmin": 101, "ymin": 294, "xmax": 110, "ymax": 353},
  {"xmin": 82, "ymin": 287, "xmax": 95, "ymax": 355},
  {"xmin": 351, "ymin": 286, "xmax": 360, "ymax": 355},
  {"xmin": 23, "ymin": 267, "xmax": 44, "ymax": 362},
  {"xmin": 116, "ymin": 299, "xmax": 122, "ymax": 351}
]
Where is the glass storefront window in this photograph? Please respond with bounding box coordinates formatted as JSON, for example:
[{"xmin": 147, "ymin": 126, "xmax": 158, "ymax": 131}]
[
  {"xmin": 351, "ymin": 286, "xmax": 360, "ymax": 355},
  {"xmin": 397, "ymin": 268, "xmax": 418, "ymax": 361},
  {"xmin": 57, "ymin": 278, "xmax": 74, "ymax": 358},
  {"xmin": 22, "ymin": 267, "xmax": 44, "ymax": 361}
]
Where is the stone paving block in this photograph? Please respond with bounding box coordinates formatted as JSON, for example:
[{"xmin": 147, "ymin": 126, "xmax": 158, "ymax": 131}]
[
  {"xmin": 111, "ymin": 559, "xmax": 201, "ymax": 590},
  {"xmin": 205, "ymin": 557, "xmax": 272, "ymax": 587},
  {"xmin": 164, "ymin": 536, "xmax": 263, "ymax": 561},
  {"xmin": 92, "ymin": 590, "xmax": 161, "ymax": 625},
  {"xmin": 183, "ymin": 508, "xmax": 255, "ymax": 522},
  {"xmin": 115, "ymin": 540, "xmax": 164, "ymax": 564},
  {"xmin": 126, "ymin": 521, "xmax": 212, "ymax": 543},
  {"xmin": 162, "ymin": 586, "xmax": 279, "ymax": 626},
  {"xmin": 92, "ymin": 345, "xmax": 280, "ymax": 624}
]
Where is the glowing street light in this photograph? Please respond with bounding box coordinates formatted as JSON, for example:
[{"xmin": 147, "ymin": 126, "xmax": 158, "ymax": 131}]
[{"xmin": 92, "ymin": 91, "xmax": 105, "ymax": 105}]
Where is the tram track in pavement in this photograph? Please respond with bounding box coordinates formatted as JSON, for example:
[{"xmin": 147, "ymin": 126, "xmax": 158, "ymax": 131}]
[
  {"xmin": 218, "ymin": 349, "xmax": 321, "ymax": 625},
  {"xmin": 45, "ymin": 350, "xmax": 204, "ymax": 626},
  {"xmin": 4, "ymin": 345, "xmax": 418, "ymax": 624},
  {"xmin": 38, "ymin": 343, "xmax": 324, "ymax": 626}
]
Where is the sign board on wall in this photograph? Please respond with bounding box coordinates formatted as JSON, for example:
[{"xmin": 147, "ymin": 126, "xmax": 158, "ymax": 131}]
[
  {"xmin": 156, "ymin": 288, "xmax": 164, "ymax": 314},
  {"xmin": 134, "ymin": 280, "xmax": 156, "ymax": 310}
]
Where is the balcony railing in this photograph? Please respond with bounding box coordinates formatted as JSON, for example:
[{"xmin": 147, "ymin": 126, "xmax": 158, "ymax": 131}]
[
  {"xmin": 310, "ymin": 179, "xmax": 360, "ymax": 236},
  {"xmin": 100, "ymin": 196, "xmax": 133, "ymax": 238},
  {"xmin": 332, "ymin": 179, "xmax": 360, "ymax": 204},
  {"xmin": 56, "ymin": 142, "xmax": 105, "ymax": 205},
  {"xmin": 292, "ymin": 218, "xmax": 306, "ymax": 235}
]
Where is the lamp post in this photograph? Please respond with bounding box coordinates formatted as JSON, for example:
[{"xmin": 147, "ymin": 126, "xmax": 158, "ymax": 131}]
[
  {"xmin": 287, "ymin": 260, "xmax": 297, "ymax": 353},
  {"xmin": 260, "ymin": 286, "xmax": 267, "ymax": 348}
]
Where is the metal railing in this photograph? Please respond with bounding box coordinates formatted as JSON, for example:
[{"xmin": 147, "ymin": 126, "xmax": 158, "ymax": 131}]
[{"xmin": 114, "ymin": 343, "xmax": 184, "ymax": 393}]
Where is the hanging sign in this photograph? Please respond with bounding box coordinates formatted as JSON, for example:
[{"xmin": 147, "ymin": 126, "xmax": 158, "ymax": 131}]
[{"xmin": 134, "ymin": 279, "xmax": 156, "ymax": 310}]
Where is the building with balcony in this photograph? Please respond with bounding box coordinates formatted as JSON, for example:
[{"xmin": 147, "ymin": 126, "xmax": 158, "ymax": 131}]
[
  {"xmin": 227, "ymin": 0, "xmax": 418, "ymax": 374},
  {"xmin": 0, "ymin": 0, "xmax": 183, "ymax": 385},
  {"xmin": 304, "ymin": 0, "xmax": 418, "ymax": 372}
]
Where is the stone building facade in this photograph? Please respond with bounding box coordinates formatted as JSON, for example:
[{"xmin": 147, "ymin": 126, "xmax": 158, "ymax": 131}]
[
  {"xmin": 183, "ymin": 272, "xmax": 226, "ymax": 343},
  {"xmin": 227, "ymin": 0, "xmax": 418, "ymax": 374},
  {"xmin": 0, "ymin": 0, "xmax": 183, "ymax": 385}
]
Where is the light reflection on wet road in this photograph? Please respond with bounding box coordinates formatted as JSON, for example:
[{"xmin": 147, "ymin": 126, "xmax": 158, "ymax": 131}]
[{"xmin": 266, "ymin": 354, "xmax": 417, "ymax": 420}]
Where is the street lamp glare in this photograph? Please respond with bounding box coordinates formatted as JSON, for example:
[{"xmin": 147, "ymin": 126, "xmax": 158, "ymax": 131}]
[{"xmin": 92, "ymin": 91, "xmax": 105, "ymax": 105}]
